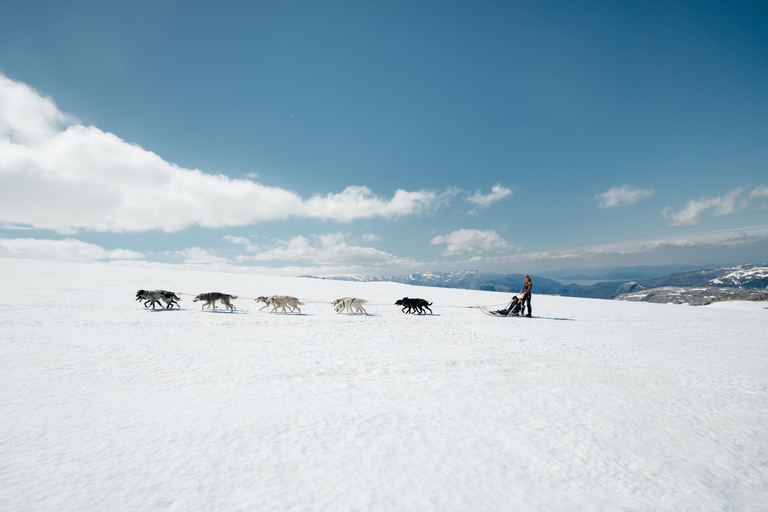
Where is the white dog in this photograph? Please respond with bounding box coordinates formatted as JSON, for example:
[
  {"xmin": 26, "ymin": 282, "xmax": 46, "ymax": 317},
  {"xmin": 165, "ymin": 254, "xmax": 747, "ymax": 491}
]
[
  {"xmin": 256, "ymin": 295, "xmax": 303, "ymax": 313},
  {"xmin": 332, "ymin": 297, "xmax": 352, "ymax": 312},
  {"xmin": 334, "ymin": 297, "xmax": 368, "ymax": 314}
]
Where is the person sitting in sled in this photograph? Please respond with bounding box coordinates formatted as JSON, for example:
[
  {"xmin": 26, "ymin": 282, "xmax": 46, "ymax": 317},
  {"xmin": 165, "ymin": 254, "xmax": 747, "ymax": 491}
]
[{"xmin": 494, "ymin": 296, "xmax": 522, "ymax": 316}]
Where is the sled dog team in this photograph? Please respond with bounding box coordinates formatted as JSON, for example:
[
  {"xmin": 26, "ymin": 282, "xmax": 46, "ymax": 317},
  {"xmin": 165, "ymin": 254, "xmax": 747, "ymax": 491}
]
[
  {"xmin": 136, "ymin": 276, "xmax": 532, "ymax": 316},
  {"xmin": 136, "ymin": 290, "xmax": 433, "ymax": 315}
]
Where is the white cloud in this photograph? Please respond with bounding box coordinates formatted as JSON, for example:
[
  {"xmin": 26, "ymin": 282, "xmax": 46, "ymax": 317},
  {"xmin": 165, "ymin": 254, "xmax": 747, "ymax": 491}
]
[
  {"xmin": 302, "ymin": 186, "xmax": 437, "ymax": 222},
  {"xmin": 724, "ymin": 231, "xmax": 755, "ymax": 242},
  {"xmin": 430, "ymin": 229, "xmax": 514, "ymax": 256},
  {"xmin": 432, "ymin": 186, "xmax": 463, "ymax": 209},
  {"xmin": 0, "ymin": 75, "xmax": 74, "ymax": 144},
  {"xmin": 0, "ymin": 237, "xmax": 143, "ymax": 262},
  {"xmin": 749, "ymin": 184, "xmax": 768, "ymax": 199},
  {"xmin": 245, "ymin": 232, "xmax": 401, "ymax": 266},
  {"xmin": 466, "ymin": 184, "xmax": 513, "ymax": 208},
  {"xmin": 639, "ymin": 239, "xmax": 702, "ymax": 251},
  {"xmin": 595, "ymin": 184, "xmax": 654, "ymax": 208},
  {"xmin": 0, "ymin": 74, "xmax": 442, "ymax": 234},
  {"xmin": 661, "ymin": 186, "xmax": 748, "ymax": 227},
  {"xmin": 0, "ymin": 223, "xmax": 34, "ymax": 230},
  {"xmin": 222, "ymin": 235, "xmax": 252, "ymax": 245},
  {"xmin": 361, "ymin": 233, "xmax": 382, "ymax": 243},
  {"xmin": 175, "ymin": 247, "xmax": 230, "ymax": 264}
]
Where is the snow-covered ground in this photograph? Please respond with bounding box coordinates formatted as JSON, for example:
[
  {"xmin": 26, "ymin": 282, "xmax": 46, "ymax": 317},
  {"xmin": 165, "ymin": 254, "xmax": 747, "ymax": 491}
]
[{"xmin": 1, "ymin": 258, "xmax": 767, "ymax": 511}]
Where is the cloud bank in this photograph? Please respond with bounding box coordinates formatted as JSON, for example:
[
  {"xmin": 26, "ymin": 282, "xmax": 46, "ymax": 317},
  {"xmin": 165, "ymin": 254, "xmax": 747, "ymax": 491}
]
[
  {"xmin": 239, "ymin": 232, "xmax": 409, "ymax": 267},
  {"xmin": 463, "ymin": 225, "xmax": 768, "ymax": 272},
  {"xmin": 5, "ymin": 224, "xmax": 767, "ymax": 276},
  {"xmin": 0, "ymin": 74, "xmax": 439, "ymax": 234},
  {"xmin": 0, "ymin": 237, "xmax": 143, "ymax": 262},
  {"xmin": 661, "ymin": 185, "xmax": 767, "ymax": 227}
]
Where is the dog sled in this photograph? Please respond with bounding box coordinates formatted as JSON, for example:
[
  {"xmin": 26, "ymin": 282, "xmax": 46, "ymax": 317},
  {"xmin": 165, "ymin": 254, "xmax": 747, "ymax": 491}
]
[{"xmin": 477, "ymin": 306, "xmax": 523, "ymax": 317}]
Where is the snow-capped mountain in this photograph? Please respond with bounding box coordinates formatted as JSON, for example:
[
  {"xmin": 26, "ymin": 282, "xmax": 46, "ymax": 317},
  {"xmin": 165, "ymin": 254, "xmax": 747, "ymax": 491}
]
[
  {"xmin": 614, "ymin": 286, "xmax": 768, "ymax": 305},
  {"xmin": 709, "ymin": 265, "xmax": 768, "ymax": 287},
  {"xmin": 614, "ymin": 264, "xmax": 768, "ymax": 304},
  {"xmin": 637, "ymin": 264, "xmax": 768, "ymax": 289}
]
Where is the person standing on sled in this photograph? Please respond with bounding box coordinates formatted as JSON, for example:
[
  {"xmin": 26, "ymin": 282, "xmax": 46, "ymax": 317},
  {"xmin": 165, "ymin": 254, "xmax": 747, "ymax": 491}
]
[
  {"xmin": 520, "ymin": 274, "xmax": 532, "ymax": 317},
  {"xmin": 493, "ymin": 295, "xmax": 522, "ymax": 316}
]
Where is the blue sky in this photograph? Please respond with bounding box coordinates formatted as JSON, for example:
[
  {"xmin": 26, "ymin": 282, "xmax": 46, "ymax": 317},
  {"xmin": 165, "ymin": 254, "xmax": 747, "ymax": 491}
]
[{"xmin": 1, "ymin": 0, "xmax": 767, "ymax": 276}]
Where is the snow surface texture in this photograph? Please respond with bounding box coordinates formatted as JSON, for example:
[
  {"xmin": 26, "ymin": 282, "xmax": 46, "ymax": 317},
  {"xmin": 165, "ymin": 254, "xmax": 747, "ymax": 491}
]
[{"xmin": 1, "ymin": 258, "xmax": 767, "ymax": 511}]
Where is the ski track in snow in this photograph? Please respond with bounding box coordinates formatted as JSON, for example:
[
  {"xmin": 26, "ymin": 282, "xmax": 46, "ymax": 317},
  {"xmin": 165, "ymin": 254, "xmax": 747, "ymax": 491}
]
[{"xmin": 1, "ymin": 258, "xmax": 767, "ymax": 511}]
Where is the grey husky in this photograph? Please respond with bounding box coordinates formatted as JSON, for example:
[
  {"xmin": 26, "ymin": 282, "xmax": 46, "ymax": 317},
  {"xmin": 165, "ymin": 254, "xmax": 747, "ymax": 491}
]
[{"xmin": 193, "ymin": 292, "xmax": 238, "ymax": 311}]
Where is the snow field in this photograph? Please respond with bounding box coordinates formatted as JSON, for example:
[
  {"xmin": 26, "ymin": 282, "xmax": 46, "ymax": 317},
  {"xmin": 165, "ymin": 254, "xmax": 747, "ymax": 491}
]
[{"xmin": 1, "ymin": 258, "xmax": 767, "ymax": 511}]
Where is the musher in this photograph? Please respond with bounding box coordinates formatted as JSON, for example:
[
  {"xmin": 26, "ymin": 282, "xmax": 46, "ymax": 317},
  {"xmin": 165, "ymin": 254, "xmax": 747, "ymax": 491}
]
[{"xmin": 520, "ymin": 274, "xmax": 532, "ymax": 317}]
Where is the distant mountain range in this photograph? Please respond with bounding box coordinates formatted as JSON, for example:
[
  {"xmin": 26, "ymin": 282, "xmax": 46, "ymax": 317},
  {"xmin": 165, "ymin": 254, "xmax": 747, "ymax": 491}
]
[
  {"xmin": 612, "ymin": 264, "xmax": 768, "ymax": 305},
  {"xmin": 317, "ymin": 264, "xmax": 768, "ymax": 304},
  {"xmin": 325, "ymin": 270, "xmax": 561, "ymax": 295},
  {"xmin": 636, "ymin": 265, "xmax": 768, "ymax": 289},
  {"xmin": 613, "ymin": 286, "xmax": 768, "ymax": 306}
]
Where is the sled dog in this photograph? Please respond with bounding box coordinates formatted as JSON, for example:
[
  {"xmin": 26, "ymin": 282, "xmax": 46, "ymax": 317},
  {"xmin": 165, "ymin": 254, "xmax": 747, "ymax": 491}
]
[
  {"xmin": 332, "ymin": 297, "xmax": 352, "ymax": 312},
  {"xmin": 395, "ymin": 297, "xmax": 433, "ymax": 315},
  {"xmin": 193, "ymin": 292, "xmax": 238, "ymax": 311},
  {"xmin": 136, "ymin": 290, "xmax": 181, "ymax": 309},
  {"xmin": 256, "ymin": 295, "xmax": 303, "ymax": 313},
  {"xmin": 334, "ymin": 297, "xmax": 368, "ymax": 314}
]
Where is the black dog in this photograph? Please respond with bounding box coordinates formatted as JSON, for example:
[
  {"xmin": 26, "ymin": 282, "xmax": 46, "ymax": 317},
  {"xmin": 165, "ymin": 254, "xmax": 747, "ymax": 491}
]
[
  {"xmin": 136, "ymin": 290, "xmax": 181, "ymax": 309},
  {"xmin": 395, "ymin": 297, "xmax": 414, "ymax": 313},
  {"xmin": 395, "ymin": 297, "xmax": 433, "ymax": 315}
]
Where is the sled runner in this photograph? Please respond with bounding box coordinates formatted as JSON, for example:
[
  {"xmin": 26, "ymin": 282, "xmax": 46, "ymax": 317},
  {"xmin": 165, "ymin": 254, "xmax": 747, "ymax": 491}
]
[{"xmin": 478, "ymin": 307, "xmax": 521, "ymax": 317}]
